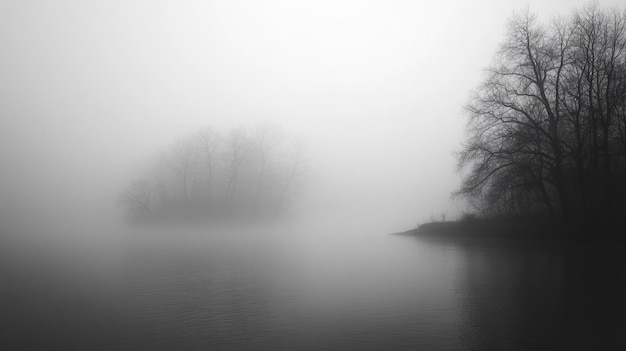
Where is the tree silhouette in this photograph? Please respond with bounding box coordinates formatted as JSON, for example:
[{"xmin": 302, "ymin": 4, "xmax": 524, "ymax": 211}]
[
  {"xmin": 121, "ymin": 124, "xmax": 307, "ymax": 222},
  {"xmin": 456, "ymin": 4, "xmax": 626, "ymax": 233}
]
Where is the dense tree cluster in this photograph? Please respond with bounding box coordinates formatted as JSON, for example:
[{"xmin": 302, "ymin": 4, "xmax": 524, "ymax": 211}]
[
  {"xmin": 120, "ymin": 123, "xmax": 307, "ymax": 222},
  {"xmin": 456, "ymin": 4, "xmax": 626, "ymax": 229}
]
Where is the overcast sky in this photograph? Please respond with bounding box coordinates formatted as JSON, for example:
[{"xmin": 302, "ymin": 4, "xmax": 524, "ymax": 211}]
[{"xmin": 1, "ymin": 0, "xmax": 624, "ymax": 233}]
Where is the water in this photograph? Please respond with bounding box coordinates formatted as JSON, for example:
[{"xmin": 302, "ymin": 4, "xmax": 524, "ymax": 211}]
[{"xmin": 3, "ymin": 222, "xmax": 626, "ymax": 350}]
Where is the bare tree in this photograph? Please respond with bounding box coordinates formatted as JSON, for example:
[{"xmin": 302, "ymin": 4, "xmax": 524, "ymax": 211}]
[
  {"xmin": 120, "ymin": 180, "xmax": 153, "ymax": 220},
  {"xmin": 456, "ymin": 4, "xmax": 626, "ymax": 232},
  {"xmin": 277, "ymin": 140, "xmax": 307, "ymax": 212},
  {"xmin": 457, "ymin": 10, "xmax": 569, "ymax": 216},
  {"xmin": 195, "ymin": 127, "xmax": 222, "ymax": 202},
  {"xmin": 168, "ymin": 136, "xmax": 197, "ymax": 201},
  {"xmin": 120, "ymin": 124, "xmax": 309, "ymax": 222},
  {"xmin": 570, "ymin": 4, "xmax": 626, "ymax": 218},
  {"xmin": 251, "ymin": 122, "xmax": 284, "ymax": 204},
  {"xmin": 224, "ymin": 127, "xmax": 251, "ymax": 202}
]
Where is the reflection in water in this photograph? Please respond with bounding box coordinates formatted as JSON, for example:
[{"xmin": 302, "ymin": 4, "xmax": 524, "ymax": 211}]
[
  {"xmin": 422, "ymin": 235, "xmax": 626, "ymax": 350},
  {"xmin": 2, "ymin": 226, "xmax": 626, "ymax": 350},
  {"xmin": 116, "ymin": 228, "xmax": 465, "ymax": 350}
]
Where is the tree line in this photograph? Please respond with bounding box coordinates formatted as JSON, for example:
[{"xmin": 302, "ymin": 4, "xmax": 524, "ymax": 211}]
[
  {"xmin": 120, "ymin": 123, "xmax": 307, "ymax": 222},
  {"xmin": 456, "ymin": 3, "xmax": 626, "ymax": 232}
]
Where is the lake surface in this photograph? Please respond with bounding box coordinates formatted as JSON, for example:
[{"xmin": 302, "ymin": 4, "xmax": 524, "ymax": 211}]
[{"xmin": 3, "ymin": 222, "xmax": 626, "ymax": 350}]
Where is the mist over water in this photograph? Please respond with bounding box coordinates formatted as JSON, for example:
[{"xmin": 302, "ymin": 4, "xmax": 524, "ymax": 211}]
[
  {"xmin": 5, "ymin": 216, "xmax": 625, "ymax": 349},
  {"xmin": 3, "ymin": 0, "xmax": 626, "ymax": 349}
]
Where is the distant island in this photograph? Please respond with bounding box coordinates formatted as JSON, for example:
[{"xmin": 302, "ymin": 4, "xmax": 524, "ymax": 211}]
[{"xmin": 119, "ymin": 123, "xmax": 307, "ymax": 224}]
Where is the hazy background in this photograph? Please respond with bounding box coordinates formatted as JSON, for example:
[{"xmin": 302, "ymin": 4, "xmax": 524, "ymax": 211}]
[{"xmin": 2, "ymin": 0, "xmax": 624, "ymax": 235}]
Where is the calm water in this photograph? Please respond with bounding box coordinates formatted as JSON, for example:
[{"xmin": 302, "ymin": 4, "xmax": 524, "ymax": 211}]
[{"xmin": 3, "ymin": 223, "xmax": 626, "ymax": 350}]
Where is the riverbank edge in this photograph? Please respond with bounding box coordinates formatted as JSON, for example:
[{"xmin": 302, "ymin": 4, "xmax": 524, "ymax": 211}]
[{"xmin": 393, "ymin": 216, "xmax": 623, "ymax": 242}]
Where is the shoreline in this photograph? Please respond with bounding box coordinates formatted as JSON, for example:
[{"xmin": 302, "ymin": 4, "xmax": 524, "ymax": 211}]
[{"xmin": 393, "ymin": 216, "xmax": 624, "ymax": 242}]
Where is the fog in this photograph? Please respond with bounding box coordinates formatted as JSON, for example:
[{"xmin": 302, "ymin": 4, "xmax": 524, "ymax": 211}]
[
  {"xmin": 4, "ymin": 0, "xmax": 624, "ymax": 234},
  {"xmin": 2, "ymin": 1, "xmax": 626, "ymax": 349}
]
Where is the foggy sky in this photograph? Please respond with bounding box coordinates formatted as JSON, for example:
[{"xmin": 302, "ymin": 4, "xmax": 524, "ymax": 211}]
[{"xmin": 1, "ymin": 0, "xmax": 624, "ymax": 233}]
